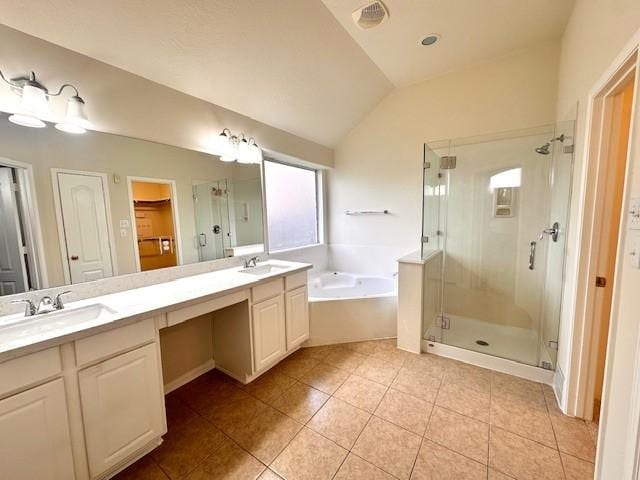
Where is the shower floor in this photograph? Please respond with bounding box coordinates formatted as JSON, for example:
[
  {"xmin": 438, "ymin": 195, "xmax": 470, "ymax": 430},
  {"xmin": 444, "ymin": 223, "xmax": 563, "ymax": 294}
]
[{"xmin": 425, "ymin": 313, "xmax": 540, "ymax": 366}]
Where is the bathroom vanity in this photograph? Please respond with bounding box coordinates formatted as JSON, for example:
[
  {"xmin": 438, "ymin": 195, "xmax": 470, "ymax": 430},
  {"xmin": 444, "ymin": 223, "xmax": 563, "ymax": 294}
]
[{"xmin": 0, "ymin": 260, "xmax": 311, "ymax": 480}]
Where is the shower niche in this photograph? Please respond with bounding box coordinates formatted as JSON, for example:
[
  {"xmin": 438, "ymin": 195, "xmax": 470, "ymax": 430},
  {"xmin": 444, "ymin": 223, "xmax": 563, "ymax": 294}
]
[{"xmin": 421, "ymin": 123, "xmax": 575, "ymax": 370}]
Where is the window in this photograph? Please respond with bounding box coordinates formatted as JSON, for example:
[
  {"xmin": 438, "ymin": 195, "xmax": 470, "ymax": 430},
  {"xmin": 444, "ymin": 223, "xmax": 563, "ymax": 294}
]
[{"xmin": 264, "ymin": 160, "xmax": 320, "ymax": 251}]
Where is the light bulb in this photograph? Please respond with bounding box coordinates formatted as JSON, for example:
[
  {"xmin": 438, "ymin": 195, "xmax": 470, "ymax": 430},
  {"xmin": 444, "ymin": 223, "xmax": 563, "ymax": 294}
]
[{"xmin": 8, "ymin": 113, "xmax": 46, "ymax": 128}]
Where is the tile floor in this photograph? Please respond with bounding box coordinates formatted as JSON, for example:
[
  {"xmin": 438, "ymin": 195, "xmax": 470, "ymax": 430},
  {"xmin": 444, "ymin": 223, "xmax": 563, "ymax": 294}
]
[{"xmin": 114, "ymin": 339, "xmax": 597, "ymax": 480}]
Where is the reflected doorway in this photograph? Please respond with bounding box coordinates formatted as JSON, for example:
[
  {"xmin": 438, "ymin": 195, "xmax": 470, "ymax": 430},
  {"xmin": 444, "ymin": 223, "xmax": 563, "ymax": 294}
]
[{"xmin": 128, "ymin": 178, "xmax": 181, "ymax": 272}]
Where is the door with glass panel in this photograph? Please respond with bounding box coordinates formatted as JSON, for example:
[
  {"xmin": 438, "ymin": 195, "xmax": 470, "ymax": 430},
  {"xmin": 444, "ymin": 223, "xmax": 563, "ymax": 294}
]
[
  {"xmin": 193, "ymin": 180, "xmax": 228, "ymax": 261},
  {"xmin": 421, "ymin": 144, "xmax": 445, "ymax": 344},
  {"xmin": 423, "ymin": 124, "xmax": 574, "ymax": 369}
]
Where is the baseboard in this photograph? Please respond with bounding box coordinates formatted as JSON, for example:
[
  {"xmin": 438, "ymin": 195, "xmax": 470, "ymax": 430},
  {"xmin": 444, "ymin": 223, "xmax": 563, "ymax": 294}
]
[
  {"xmin": 163, "ymin": 359, "xmax": 216, "ymax": 394},
  {"xmin": 304, "ymin": 335, "xmax": 396, "ymax": 347},
  {"xmin": 105, "ymin": 437, "xmax": 163, "ymax": 479},
  {"xmin": 422, "ymin": 339, "xmax": 554, "ymax": 385}
]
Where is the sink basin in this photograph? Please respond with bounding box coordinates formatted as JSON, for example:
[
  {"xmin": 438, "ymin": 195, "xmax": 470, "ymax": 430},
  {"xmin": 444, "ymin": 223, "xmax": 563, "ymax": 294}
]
[
  {"xmin": 239, "ymin": 263, "xmax": 288, "ymax": 275},
  {"xmin": 0, "ymin": 303, "xmax": 117, "ymax": 345}
]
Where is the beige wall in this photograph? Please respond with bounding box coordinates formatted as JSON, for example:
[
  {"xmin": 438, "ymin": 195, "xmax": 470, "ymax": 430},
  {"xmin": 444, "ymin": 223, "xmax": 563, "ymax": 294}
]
[
  {"xmin": 329, "ymin": 41, "xmax": 560, "ymax": 270},
  {"xmin": 0, "ymin": 25, "xmax": 333, "ymax": 168},
  {"xmin": 553, "ymin": 1, "xmax": 640, "ymax": 478},
  {"xmin": 0, "ymin": 121, "xmax": 260, "ymax": 287},
  {"xmin": 160, "ymin": 314, "xmax": 214, "ymax": 387}
]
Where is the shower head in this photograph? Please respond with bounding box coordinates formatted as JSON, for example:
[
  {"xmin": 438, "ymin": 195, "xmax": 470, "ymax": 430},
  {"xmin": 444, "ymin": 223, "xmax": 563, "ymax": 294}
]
[
  {"xmin": 535, "ymin": 134, "xmax": 566, "ymax": 155},
  {"xmin": 535, "ymin": 143, "xmax": 551, "ymax": 155}
]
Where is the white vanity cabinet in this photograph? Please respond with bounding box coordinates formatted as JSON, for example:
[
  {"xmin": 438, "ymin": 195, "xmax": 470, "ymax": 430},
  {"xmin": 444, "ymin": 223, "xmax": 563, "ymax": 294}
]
[
  {"xmin": 285, "ymin": 286, "xmax": 310, "ymax": 350},
  {"xmin": 73, "ymin": 317, "xmax": 165, "ymax": 478},
  {"xmin": 78, "ymin": 343, "xmax": 165, "ymax": 478},
  {"xmin": 0, "ymin": 378, "xmax": 75, "ymax": 480},
  {"xmin": 249, "ymin": 272, "xmax": 309, "ymax": 373},
  {"xmin": 252, "ymin": 294, "xmax": 287, "ymax": 371}
]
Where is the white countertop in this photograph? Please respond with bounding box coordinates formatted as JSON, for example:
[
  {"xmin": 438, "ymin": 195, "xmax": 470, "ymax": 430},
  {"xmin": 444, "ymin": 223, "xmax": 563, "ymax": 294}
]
[{"xmin": 0, "ymin": 260, "xmax": 311, "ymax": 362}]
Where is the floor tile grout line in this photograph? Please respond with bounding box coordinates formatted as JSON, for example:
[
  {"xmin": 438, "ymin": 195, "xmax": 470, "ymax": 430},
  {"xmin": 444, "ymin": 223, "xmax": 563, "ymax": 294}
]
[
  {"xmin": 155, "ymin": 342, "xmax": 583, "ymax": 480},
  {"xmin": 409, "ymin": 382, "xmax": 440, "ymax": 479}
]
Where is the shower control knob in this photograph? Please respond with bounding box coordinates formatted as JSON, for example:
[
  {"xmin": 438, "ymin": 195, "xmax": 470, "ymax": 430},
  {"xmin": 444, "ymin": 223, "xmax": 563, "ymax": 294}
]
[{"xmin": 539, "ymin": 222, "xmax": 560, "ymax": 242}]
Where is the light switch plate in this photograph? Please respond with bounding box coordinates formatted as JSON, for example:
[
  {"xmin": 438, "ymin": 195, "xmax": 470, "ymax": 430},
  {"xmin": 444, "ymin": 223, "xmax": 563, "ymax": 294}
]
[
  {"xmin": 629, "ymin": 198, "xmax": 640, "ymax": 230},
  {"xmin": 119, "ymin": 219, "xmax": 130, "ymax": 228}
]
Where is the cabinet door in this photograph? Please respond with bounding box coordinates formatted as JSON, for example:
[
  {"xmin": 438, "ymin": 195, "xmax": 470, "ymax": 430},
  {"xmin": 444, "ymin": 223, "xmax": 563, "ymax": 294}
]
[
  {"xmin": 0, "ymin": 378, "xmax": 75, "ymax": 480},
  {"xmin": 286, "ymin": 286, "xmax": 310, "ymax": 350},
  {"xmin": 252, "ymin": 295, "xmax": 286, "ymax": 372},
  {"xmin": 79, "ymin": 343, "xmax": 165, "ymax": 478}
]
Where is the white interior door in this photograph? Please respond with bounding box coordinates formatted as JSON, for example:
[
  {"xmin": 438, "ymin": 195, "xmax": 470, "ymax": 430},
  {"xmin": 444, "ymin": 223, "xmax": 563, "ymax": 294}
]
[
  {"xmin": 56, "ymin": 172, "xmax": 114, "ymax": 283},
  {"xmin": 0, "ymin": 167, "xmax": 28, "ymax": 295}
]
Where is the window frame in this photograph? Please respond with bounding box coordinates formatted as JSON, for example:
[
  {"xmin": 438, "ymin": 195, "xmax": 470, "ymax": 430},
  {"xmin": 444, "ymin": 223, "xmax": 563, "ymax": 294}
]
[{"xmin": 262, "ymin": 157, "xmax": 324, "ymax": 253}]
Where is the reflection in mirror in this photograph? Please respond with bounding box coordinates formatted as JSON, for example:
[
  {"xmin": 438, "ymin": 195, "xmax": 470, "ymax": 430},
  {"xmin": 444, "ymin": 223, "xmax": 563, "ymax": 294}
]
[
  {"xmin": 193, "ymin": 175, "xmax": 265, "ymax": 261},
  {"xmin": 130, "ymin": 179, "xmax": 179, "ymax": 271},
  {"xmin": 0, "ymin": 115, "xmax": 265, "ymax": 296}
]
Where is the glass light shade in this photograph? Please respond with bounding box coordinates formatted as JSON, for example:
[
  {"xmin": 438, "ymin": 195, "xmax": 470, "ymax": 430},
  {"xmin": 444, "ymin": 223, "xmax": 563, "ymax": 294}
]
[
  {"xmin": 55, "ymin": 122, "xmax": 86, "ymax": 134},
  {"xmin": 489, "ymin": 168, "xmax": 522, "ymax": 189},
  {"xmin": 214, "ymin": 130, "xmax": 231, "ymax": 154},
  {"xmin": 237, "ymin": 138, "xmax": 252, "ymax": 164},
  {"xmin": 19, "ymin": 84, "xmax": 49, "ymax": 116},
  {"xmin": 8, "ymin": 113, "xmax": 46, "ymax": 128},
  {"xmin": 55, "ymin": 96, "xmax": 92, "ymax": 134},
  {"xmin": 249, "ymin": 143, "xmax": 263, "ymax": 164},
  {"xmin": 220, "ymin": 153, "xmax": 236, "ymax": 162},
  {"xmin": 8, "ymin": 84, "xmax": 50, "ymax": 128}
]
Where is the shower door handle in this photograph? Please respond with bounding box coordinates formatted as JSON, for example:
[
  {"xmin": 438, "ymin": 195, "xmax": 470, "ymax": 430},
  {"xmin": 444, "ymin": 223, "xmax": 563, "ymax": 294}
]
[
  {"xmin": 529, "ymin": 241, "xmax": 536, "ymax": 270},
  {"xmin": 199, "ymin": 233, "xmax": 207, "ymax": 247}
]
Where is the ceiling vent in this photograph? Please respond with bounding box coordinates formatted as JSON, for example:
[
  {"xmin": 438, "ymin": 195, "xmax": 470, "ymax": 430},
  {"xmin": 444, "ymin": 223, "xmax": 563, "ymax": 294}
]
[{"xmin": 352, "ymin": 1, "xmax": 389, "ymax": 30}]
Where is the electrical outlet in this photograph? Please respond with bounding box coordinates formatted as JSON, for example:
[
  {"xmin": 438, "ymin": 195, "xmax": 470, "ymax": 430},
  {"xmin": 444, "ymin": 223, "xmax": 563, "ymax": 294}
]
[
  {"xmin": 120, "ymin": 228, "xmax": 128, "ymax": 238},
  {"xmin": 629, "ymin": 198, "xmax": 640, "ymax": 230}
]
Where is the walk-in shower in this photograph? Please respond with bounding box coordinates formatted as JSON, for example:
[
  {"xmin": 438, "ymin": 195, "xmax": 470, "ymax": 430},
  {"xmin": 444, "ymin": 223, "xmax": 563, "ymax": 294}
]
[{"xmin": 421, "ymin": 123, "xmax": 575, "ymax": 369}]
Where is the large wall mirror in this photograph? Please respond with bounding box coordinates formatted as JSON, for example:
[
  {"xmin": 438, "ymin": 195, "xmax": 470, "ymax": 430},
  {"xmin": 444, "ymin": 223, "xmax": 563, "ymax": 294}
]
[{"xmin": 0, "ymin": 117, "xmax": 265, "ymax": 296}]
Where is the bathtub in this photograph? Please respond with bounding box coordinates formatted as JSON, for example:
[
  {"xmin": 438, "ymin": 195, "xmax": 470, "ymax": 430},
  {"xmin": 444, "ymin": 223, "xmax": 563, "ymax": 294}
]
[{"xmin": 306, "ymin": 271, "xmax": 398, "ymax": 346}]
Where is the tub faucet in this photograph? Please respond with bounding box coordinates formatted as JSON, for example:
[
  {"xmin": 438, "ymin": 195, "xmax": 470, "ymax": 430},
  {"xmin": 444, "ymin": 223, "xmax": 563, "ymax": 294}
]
[{"xmin": 244, "ymin": 256, "xmax": 259, "ymax": 268}]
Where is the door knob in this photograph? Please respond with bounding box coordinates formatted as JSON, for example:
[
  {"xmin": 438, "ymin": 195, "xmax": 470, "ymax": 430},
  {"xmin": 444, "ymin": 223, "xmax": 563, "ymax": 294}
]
[{"xmin": 70, "ymin": 255, "xmax": 79, "ymax": 261}]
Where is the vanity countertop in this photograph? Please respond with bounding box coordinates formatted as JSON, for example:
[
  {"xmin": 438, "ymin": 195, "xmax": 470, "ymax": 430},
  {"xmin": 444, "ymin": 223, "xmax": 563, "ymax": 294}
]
[{"xmin": 0, "ymin": 260, "xmax": 312, "ymax": 362}]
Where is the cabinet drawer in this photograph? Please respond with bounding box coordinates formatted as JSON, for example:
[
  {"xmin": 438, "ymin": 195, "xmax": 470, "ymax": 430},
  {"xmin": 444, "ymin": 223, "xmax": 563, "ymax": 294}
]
[
  {"xmin": 75, "ymin": 318, "xmax": 156, "ymax": 367},
  {"xmin": 252, "ymin": 278, "xmax": 284, "ymax": 303},
  {"xmin": 285, "ymin": 271, "xmax": 308, "ymax": 291},
  {"xmin": 0, "ymin": 347, "xmax": 62, "ymax": 398},
  {"xmin": 166, "ymin": 290, "xmax": 249, "ymax": 327}
]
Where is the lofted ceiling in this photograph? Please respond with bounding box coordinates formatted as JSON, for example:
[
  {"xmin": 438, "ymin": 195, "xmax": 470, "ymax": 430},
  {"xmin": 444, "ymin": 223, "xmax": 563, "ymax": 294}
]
[
  {"xmin": 321, "ymin": 0, "xmax": 575, "ymax": 87},
  {"xmin": 0, "ymin": 0, "xmax": 393, "ymax": 147},
  {"xmin": 0, "ymin": 0, "xmax": 575, "ymax": 148}
]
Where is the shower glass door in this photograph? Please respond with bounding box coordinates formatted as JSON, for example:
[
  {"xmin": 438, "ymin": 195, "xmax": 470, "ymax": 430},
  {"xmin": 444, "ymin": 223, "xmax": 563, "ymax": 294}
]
[{"xmin": 423, "ymin": 124, "xmax": 574, "ymax": 369}]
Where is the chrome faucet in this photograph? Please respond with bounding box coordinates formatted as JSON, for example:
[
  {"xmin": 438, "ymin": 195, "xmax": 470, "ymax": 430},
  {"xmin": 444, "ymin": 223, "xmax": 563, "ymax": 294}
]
[
  {"xmin": 11, "ymin": 299, "xmax": 36, "ymax": 317},
  {"xmin": 243, "ymin": 256, "xmax": 259, "ymax": 268},
  {"xmin": 11, "ymin": 291, "xmax": 71, "ymax": 317}
]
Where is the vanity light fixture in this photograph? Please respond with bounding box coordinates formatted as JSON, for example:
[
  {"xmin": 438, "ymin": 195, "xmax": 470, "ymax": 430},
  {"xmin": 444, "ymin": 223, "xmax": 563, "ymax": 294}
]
[
  {"xmin": 214, "ymin": 128, "xmax": 263, "ymax": 164},
  {"xmin": 0, "ymin": 69, "xmax": 93, "ymax": 134}
]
